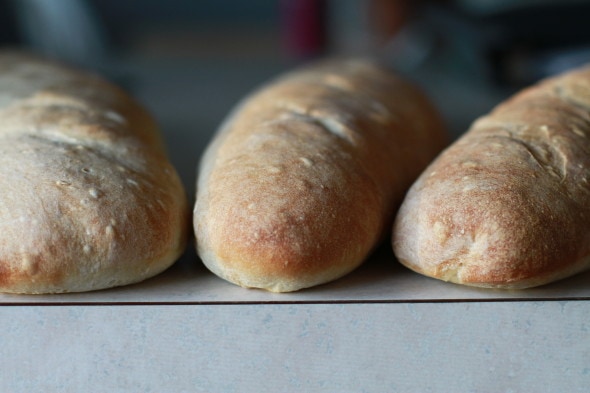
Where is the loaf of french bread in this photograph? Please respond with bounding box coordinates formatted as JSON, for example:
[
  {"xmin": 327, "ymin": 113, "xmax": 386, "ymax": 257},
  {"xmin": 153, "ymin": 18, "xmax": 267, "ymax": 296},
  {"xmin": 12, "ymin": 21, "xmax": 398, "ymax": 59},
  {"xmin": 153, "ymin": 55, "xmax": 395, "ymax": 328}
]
[
  {"xmin": 393, "ymin": 65, "xmax": 590, "ymax": 288},
  {"xmin": 0, "ymin": 51, "xmax": 188, "ymax": 293},
  {"xmin": 195, "ymin": 59, "xmax": 448, "ymax": 292}
]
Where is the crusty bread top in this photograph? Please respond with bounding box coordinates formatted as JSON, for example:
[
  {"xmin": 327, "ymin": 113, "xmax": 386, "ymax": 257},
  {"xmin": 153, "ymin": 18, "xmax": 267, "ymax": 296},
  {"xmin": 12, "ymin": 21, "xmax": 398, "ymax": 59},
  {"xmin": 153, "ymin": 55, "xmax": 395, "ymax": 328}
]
[
  {"xmin": 0, "ymin": 51, "xmax": 188, "ymax": 293},
  {"xmin": 195, "ymin": 59, "xmax": 448, "ymax": 292},
  {"xmin": 393, "ymin": 65, "xmax": 590, "ymax": 288}
]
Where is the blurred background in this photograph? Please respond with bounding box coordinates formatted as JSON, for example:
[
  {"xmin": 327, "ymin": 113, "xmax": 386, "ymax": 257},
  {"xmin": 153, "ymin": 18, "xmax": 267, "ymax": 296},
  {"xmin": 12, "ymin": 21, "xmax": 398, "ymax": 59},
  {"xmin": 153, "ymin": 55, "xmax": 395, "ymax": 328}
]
[{"xmin": 1, "ymin": 0, "xmax": 590, "ymax": 192}]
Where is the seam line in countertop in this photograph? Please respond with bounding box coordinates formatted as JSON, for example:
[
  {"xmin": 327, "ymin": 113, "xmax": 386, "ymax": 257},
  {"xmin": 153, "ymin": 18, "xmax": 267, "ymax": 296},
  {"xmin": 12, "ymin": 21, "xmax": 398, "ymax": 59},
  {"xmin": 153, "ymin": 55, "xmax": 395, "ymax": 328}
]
[{"xmin": 0, "ymin": 297, "xmax": 589, "ymax": 306}]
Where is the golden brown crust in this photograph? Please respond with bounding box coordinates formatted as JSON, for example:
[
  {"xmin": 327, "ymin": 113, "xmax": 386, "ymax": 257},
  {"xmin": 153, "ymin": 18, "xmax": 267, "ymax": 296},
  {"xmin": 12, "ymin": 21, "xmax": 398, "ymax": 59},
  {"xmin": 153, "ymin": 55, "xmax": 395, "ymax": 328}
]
[
  {"xmin": 0, "ymin": 51, "xmax": 188, "ymax": 294},
  {"xmin": 195, "ymin": 58, "xmax": 448, "ymax": 292},
  {"xmin": 393, "ymin": 65, "xmax": 590, "ymax": 288}
]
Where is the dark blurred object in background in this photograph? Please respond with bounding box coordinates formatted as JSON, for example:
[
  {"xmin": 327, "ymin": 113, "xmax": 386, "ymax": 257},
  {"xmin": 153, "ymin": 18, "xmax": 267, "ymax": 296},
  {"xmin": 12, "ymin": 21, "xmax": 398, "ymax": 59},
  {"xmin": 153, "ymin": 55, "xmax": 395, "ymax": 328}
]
[
  {"xmin": 281, "ymin": 0, "xmax": 327, "ymax": 60},
  {"xmin": 372, "ymin": 0, "xmax": 590, "ymax": 88},
  {"xmin": 3, "ymin": 0, "xmax": 108, "ymax": 68},
  {"xmin": 474, "ymin": 1, "xmax": 590, "ymax": 87}
]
